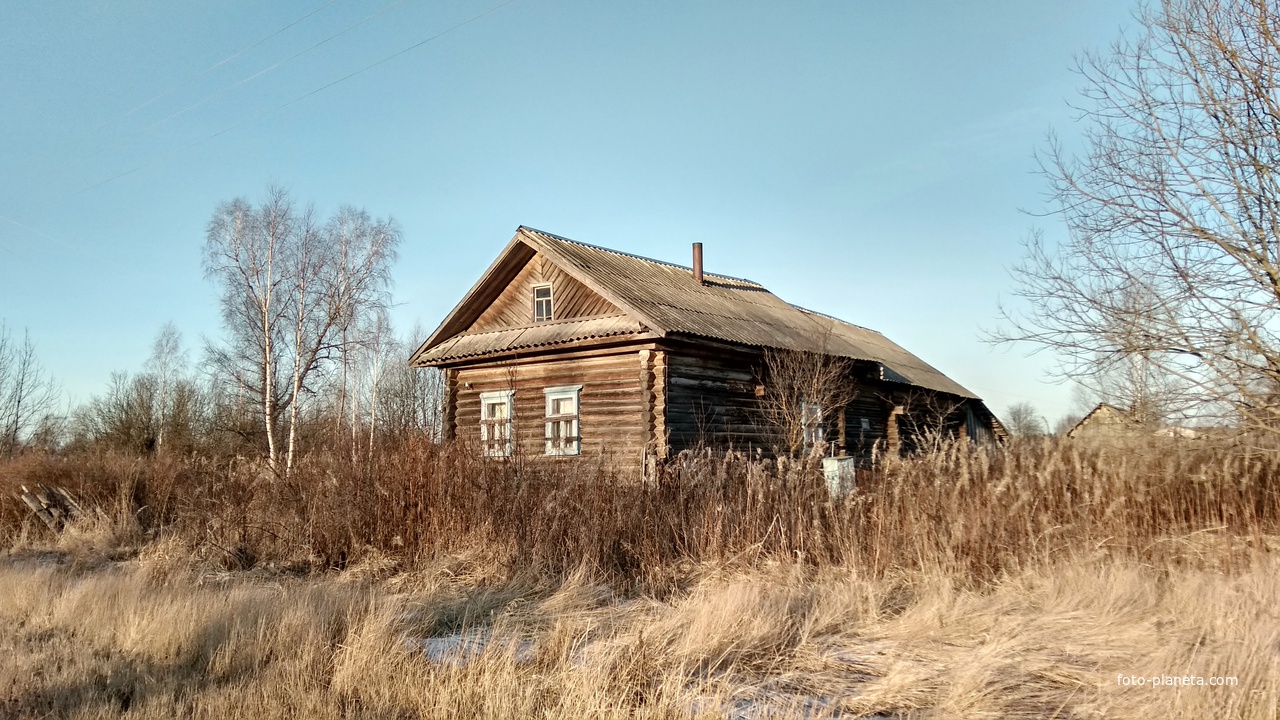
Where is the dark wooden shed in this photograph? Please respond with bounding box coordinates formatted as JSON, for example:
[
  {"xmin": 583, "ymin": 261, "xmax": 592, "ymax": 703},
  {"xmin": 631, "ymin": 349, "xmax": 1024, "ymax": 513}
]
[{"xmin": 410, "ymin": 227, "xmax": 1004, "ymax": 471}]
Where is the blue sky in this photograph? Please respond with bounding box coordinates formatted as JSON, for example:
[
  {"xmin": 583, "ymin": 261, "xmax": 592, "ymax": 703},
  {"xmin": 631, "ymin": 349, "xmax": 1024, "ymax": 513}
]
[{"xmin": 0, "ymin": 0, "xmax": 1136, "ymax": 425}]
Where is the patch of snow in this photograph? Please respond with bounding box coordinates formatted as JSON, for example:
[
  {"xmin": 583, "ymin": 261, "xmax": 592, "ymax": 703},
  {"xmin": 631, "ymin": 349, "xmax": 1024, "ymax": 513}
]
[{"xmin": 413, "ymin": 628, "xmax": 535, "ymax": 667}]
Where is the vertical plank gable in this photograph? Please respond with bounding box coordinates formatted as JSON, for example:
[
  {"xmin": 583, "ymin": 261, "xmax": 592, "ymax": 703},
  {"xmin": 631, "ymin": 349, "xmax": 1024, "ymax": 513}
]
[{"xmin": 468, "ymin": 253, "xmax": 620, "ymax": 332}]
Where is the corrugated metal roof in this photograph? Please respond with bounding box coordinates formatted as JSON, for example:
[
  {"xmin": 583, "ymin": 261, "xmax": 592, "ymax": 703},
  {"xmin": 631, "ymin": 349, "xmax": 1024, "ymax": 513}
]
[
  {"xmin": 523, "ymin": 228, "xmax": 977, "ymax": 398},
  {"xmin": 418, "ymin": 314, "xmax": 648, "ymax": 363}
]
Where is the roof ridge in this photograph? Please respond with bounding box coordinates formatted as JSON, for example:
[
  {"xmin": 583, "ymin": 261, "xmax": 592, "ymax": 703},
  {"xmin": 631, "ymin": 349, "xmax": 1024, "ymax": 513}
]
[
  {"xmin": 519, "ymin": 225, "xmax": 763, "ymax": 286},
  {"xmin": 791, "ymin": 303, "xmax": 884, "ymax": 337}
]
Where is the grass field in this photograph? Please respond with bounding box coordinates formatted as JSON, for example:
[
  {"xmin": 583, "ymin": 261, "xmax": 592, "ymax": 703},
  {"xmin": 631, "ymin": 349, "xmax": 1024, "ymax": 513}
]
[{"xmin": 2, "ymin": 437, "xmax": 1278, "ymax": 719}]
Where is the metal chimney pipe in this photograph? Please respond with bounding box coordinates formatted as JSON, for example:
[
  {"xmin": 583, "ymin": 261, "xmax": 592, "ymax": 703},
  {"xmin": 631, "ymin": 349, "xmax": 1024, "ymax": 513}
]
[{"xmin": 692, "ymin": 242, "xmax": 704, "ymax": 285}]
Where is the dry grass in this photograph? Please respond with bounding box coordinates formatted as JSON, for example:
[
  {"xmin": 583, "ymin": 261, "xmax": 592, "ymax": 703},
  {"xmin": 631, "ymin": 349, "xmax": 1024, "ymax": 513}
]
[
  {"xmin": 4, "ymin": 435, "xmax": 1277, "ymax": 581},
  {"xmin": 1, "ymin": 435, "xmax": 1278, "ymax": 718},
  {"xmin": 0, "ymin": 546, "xmax": 1276, "ymax": 719}
]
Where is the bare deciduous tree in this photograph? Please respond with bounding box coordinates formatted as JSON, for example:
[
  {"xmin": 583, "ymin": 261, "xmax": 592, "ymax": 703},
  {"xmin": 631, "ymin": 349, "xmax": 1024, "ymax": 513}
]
[
  {"xmin": 204, "ymin": 187, "xmax": 400, "ymax": 473},
  {"xmin": 75, "ymin": 326, "xmax": 206, "ymax": 455},
  {"xmin": 81, "ymin": 371, "xmax": 160, "ymax": 453},
  {"xmin": 1053, "ymin": 413, "xmax": 1084, "ymax": 436},
  {"xmin": 894, "ymin": 389, "xmax": 968, "ymax": 455},
  {"xmin": 997, "ymin": 0, "xmax": 1280, "ymax": 435},
  {"xmin": 0, "ymin": 322, "xmax": 60, "ymax": 456},
  {"xmin": 374, "ymin": 324, "xmax": 444, "ymax": 444},
  {"xmin": 145, "ymin": 322, "xmax": 188, "ymax": 449},
  {"xmin": 757, "ymin": 348, "xmax": 857, "ymax": 457},
  {"xmin": 330, "ymin": 207, "xmax": 401, "ymax": 440},
  {"xmin": 1004, "ymin": 401, "xmax": 1046, "ymax": 436}
]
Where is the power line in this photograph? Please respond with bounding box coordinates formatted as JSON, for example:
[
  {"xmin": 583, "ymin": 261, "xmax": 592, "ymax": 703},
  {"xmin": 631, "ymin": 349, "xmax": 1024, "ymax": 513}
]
[
  {"xmin": 73, "ymin": 0, "xmax": 340, "ymax": 143},
  {"xmin": 247, "ymin": 0, "xmax": 520, "ymax": 119},
  {"xmin": 0, "ymin": 213, "xmax": 132, "ymax": 273},
  {"xmin": 66, "ymin": 0, "xmax": 411, "ymax": 173},
  {"xmin": 79, "ymin": 0, "xmax": 521, "ymax": 194}
]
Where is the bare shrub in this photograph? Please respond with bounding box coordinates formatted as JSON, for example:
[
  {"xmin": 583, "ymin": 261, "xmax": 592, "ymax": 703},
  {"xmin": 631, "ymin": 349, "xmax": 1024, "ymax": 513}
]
[
  {"xmin": 2, "ymin": 434, "xmax": 1280, "ymax": 717},
  {"xmin": 3, "ymin": 432, "xmax": 1278, "ymax": 584},
  {"xmin": 756, "ymin": 348, "xmax": 857, "ymax": 457}
]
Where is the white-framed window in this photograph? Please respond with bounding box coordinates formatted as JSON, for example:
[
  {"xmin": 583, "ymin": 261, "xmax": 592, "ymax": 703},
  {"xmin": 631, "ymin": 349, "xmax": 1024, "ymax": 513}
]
[
  {"xmin": 802, "ymin": 400, "xmax": 824, "ymax": 447},
  {"xmin": 544, "ymin": 385, "xmax": 582, "ymax": 456},
  {"xmin": 479, "ymin": 390, "xmax": 515, "ymax": 457},
  {"xmin": 533, "ymin": 283, "xmax": 553, "ymax": 323}
]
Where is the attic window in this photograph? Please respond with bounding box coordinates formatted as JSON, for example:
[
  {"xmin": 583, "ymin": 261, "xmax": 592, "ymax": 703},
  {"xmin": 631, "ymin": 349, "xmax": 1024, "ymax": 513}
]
[{"xmin": 533, "ymin": 284, "xmax": 553, "ymax": 323}]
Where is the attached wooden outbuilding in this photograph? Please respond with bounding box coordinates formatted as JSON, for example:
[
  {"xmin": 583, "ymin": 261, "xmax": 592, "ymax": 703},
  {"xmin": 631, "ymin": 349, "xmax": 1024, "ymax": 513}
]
[{"xmin": 410, "ymin": 227, "xmax": 1004, "ymax": 472}]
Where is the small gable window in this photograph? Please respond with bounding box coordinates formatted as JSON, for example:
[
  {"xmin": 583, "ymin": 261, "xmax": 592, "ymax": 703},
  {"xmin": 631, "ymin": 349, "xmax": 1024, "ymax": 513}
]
[
  {"xmin": 544, "ymin": 385, "xmax": 582, "ymax": 456},
  {"xmin": 479, "ymin": 390, "xmax": 514, "ymax": 457},
  {"xmin": 533, "ymin": 284, "xmax": 553, "ymax": 323}
]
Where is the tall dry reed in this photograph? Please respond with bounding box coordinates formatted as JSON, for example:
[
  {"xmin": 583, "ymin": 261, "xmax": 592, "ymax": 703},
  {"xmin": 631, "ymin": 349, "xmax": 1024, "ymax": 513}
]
[{"xmin": 2, "ymin": 435, "xmax": 1277, "ymax": 583}]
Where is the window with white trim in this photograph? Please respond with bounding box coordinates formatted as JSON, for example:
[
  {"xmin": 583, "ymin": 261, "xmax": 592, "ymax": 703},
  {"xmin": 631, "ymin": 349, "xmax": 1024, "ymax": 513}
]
[
  {"xmin": 801, "ymin": 400, "xmax": 824, "ymax": 448},
  {"xmin": 544, "ymin": 385, "xmax": 582, "ymax": 456},
  {"xmin": 533, "ymin": 283, "xmax": 553, "ymax": 323},
  {"xmin": 479, "ymin": 390, "xmax": 514, "ymax": 457}
]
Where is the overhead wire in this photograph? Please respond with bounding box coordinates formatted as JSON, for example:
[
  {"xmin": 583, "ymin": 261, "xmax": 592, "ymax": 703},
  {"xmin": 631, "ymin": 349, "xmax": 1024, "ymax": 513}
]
[
  {"xmin": 64, "ymin": 0, "xmax": 412, "ymax": 171},
  {"xmin": 70, "ymin": 0, "xmax": 340, "ymax": 146},
  {"xmin": 15, "ymin": 0, "xmax": 341, "ymax": 182},
  {"xmin": 0, "ymin": 213, "xmax": 133, "ymax": 272},
  {"xmin": 3, "ymin": 0, "xmax": 518, "ymax": 279},
  {"xmin": 78, "ymin": 0, "xmax": 521, "ymax": 194}
]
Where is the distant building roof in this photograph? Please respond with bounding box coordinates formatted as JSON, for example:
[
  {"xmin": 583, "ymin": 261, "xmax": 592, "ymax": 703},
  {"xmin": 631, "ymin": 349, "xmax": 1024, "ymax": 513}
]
[
  {"xmin": 412, "ymin": 226, "xmax": 979, "ymax": 399},
  {"xmin": 1066, "ymin": 403, "xmax": 1140, "ymax": 438}
]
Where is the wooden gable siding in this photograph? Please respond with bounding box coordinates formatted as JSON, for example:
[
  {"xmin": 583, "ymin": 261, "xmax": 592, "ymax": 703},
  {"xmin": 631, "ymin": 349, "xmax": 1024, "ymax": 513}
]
[
  {"xmin": 468, "ymin": 252, "xmax": 619, "ymax": 332},
  {"xmin": 451, "ymin": 350, "xmax": 648, "ymax": 465}
]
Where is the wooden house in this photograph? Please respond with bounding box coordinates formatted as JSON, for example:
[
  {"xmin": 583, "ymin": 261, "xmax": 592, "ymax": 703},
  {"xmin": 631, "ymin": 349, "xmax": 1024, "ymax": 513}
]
[
  {"xmin": 1066, "ymin": 402, "xmax": 1198, "ymax": 440},
  {"xmin": 410, "ymin": 227, "xmax": 1005, "ymax": 471},
  {"xmin": 1065, "ymin": 403, "xmax": 1140, "ymax": 439}
]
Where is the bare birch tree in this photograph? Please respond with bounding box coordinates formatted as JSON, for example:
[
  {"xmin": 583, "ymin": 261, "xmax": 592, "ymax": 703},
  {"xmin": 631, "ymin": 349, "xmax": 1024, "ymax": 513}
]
[
  {"xmin": 204, "ymin": 187, "xmax": 401, "ymax": 473},
  {"xmin": 145, "ymin": 322, "xmax": 187, "ymax": 449},
  {"xmin": 376, "ymin": 323, "xmax": 445, "ymax": 443},
  {"xmin": 331, "ymin": 207, "xmax": 400, "ymax": 447},
  {"xmin": 0, "ymin": 322, "xmax": 60, "ymax": 456},
  {"xmin": 998, "ymin": 0, "xmax": 1280, "ymax": 434},
  {"xmin": 205, "ymin": 189, "xmax": 293, "ymax": 470}
]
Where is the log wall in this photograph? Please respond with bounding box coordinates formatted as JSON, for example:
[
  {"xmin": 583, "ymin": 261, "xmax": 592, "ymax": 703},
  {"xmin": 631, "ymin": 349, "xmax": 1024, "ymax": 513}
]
[
  {"xmin": 452, "ymin": 349, "xmax": 648, "ymax": 467},
  {"xmin": 840, "ymin": 390, "xmax": 893, "ymax": 462},
  {"xmin": 664, "ymin": 347, "xmax": 773, "ymax": 454},
  {"xmin": 443, "ymin": 338, "xmax": 981, "ymax": 468}
]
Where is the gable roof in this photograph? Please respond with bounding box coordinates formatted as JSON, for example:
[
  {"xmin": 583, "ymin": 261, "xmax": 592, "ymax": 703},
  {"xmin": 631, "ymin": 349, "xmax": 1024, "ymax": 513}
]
[
  {"xmin": 411, "ymin": 226, "xmax": 978, "ymax": 399},
  {"xmin": 1066, "ymin": 403, "xmax": 1139, "ymax": 438}
]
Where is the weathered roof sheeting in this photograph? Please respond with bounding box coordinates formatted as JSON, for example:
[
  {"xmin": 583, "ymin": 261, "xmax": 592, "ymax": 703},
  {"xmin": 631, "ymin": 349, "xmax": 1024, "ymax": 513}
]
[
  {"xmin": 795, "ymin": 308, "xmax": 976, "ymax": 398},
  {"xmin": 524, "ymin": 228, "xmax": 977, "ymax": 399},
  {"xmin": 412, "ymin": 226, "xmax": 978, "ymax": 399},
  {"xmin": 417, "ymin": 314, "xmax": 649, "ymax": 363}
]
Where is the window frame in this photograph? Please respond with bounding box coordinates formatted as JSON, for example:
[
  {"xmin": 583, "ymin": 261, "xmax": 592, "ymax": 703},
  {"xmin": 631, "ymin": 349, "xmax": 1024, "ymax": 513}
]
[
  {"xmin": 801, "ymin": 400, "xmax": 824, "ymax": 448},
  {"xmin": 479, "ymin": 389, "xmax": 515, "ymax": 457},
  {"xmin": 532, "ymin": 283, "xmax": 554, "ymax": 323},
  {"xmin": 543, "ymin": 384, "xmax": 582, "ymax": 456}
]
